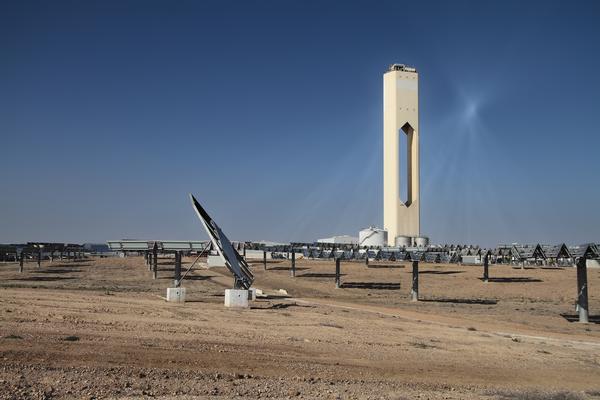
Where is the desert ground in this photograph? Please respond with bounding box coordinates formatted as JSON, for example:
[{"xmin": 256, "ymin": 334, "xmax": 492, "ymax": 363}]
[{"xmin": 0, "ymin": 255, "xmax": 599, "ymax": 400}]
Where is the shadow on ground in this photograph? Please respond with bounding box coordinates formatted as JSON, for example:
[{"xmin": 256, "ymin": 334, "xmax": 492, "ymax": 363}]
[
  {"xmin": 480, "ymin": 277, "xmax": 543, "ymax": 283},
  {"xmin": 560, "ymin": 314, "xmax": 600, "ymax": 324},
  {"xmin": 182, "ymin": 275, "xmax": 212, "ymax": 281},
  {"xmin": 251, "ymin": 302, "xmax": 311, "ymax": 310},
  {"xmin": 11, "ymin": 276, "xmax": 76, "ymax": 282},
  {"xmin": 341, "ymin": 282, "xmax": 401, "ymax": 290},
  {"xmin": 419, "ymin": 270, "xmax": 464, "ymax": 275},
  {"xmin": 266, "ymin": 266, "xmax": 309, "ymax": 271},
  {"xmin": 29, "ymin": 262, "xmax": 91, "ymax": 268},
  {"xmin": 367, "ymin": 264, "xmax": 405, "ymax": 269},
  {"xmin": 298, "ymin": 273, "xmax": 346, "ymax": 278},
  {"xmin": 36, "ymin": 269, "xmax": 82, "ymax": 274},
  {"xmin": 420, "ymin": 297, "xmax": 498, "ymax": 305}
]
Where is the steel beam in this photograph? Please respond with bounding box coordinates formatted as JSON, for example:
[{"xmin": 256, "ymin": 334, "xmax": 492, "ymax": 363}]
[
  {"xmin": 411, "ymin": 260, "xmax": 419, "ymax": 301},
  {"xmin": 152, "ymin": 243, "xmax": 158, "ymax": 280},
  {"xmin": 335, "ymin": 258, "xmax": 341, "ymax": 289},
  {"xmin": 483, "ymin": 253, "xmax": 489, "ymax": 283},
  {"xmin": 174, "ymin": 251, "xmax": 182, "ymax": 288},
  {"xmin": 576, "ymin": 257, "xmax": 589, "ymax": 323}
]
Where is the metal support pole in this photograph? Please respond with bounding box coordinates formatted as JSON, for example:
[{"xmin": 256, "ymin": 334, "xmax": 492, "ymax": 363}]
[
  {"xmin": 263, "ymin": 250, "xmax": 267, "ymax": 270},
  {"xmin": 335, "ymin": 258, "xmax": 341, "ymax": 289},
  {"xmin": 19, "ymin": 252, "xmax": 24, "ymax": 273},
  {"xmin": 483, "ymin": 253, "xmax": 489, "ymax": 283},
  {"xmin": 37, "ymin": 248, "xmax": 42, "ymax": 268},
  {"xmin": 174, "ymin": 251, "xmax": 182, "ymax": 288},
  {"xmin": 576, "ymin": 257, "xmax": 589, "ymax": 323},
  {"xmin": 291, "ymin": 250, "xmax": 296, "ymax": 277},
  {"xmin": 365, "ymin": 252, "xmax": 369, "ymax": 267},
  {"xmin": 152, "ymin": 244, "xmax": 158, "ymax": 280},
  {"xmin": 411, "ymin": 260, "xmax": 419, "ymax": 301},
  {"xmin": 243, "ymin": 245, "xmax": 246, "ymax": 260}
]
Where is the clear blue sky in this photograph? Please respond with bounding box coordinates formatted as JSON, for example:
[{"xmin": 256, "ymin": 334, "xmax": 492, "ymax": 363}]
[{"xmin": 1, "ymin": 0, "xmax": 599, "ymax": 247}]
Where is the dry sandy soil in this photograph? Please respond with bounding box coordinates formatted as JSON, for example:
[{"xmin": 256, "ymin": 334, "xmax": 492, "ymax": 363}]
[{"xmin": 0, "ymin": 255, "xmax": 599, "ymax": 399}]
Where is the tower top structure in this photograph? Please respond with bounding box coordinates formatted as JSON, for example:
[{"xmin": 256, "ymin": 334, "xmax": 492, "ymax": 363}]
[{"xmin": 387, "ymin": 64, "xmax": 417, "ymax": 73}]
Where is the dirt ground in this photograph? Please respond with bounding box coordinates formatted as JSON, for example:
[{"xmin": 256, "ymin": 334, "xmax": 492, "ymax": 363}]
[{"xmin": 0, "ymin": 255, "xmax": 599, "ymax": 399}]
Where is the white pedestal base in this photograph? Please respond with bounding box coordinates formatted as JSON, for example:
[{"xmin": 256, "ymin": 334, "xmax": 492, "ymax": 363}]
[
  {"xmin": 224, "ymin": 289, "xmax": 249, "ymax": 308},
  {"xmin": 166, "ymin": 287, "xmax": 186, "ymax": 303}
]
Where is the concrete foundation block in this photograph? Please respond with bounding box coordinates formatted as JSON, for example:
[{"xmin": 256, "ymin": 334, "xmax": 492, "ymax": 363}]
[
  {"xmin": 208, "ymin": 255, "xmax": 226, "ymax": 267},
  {"xmin": 224, "ymin": 289, "xmax": 249, "ymax": 308},
  {"xmin": 166, "ymin": 287, "xmax": 186, "ymax": 303}
]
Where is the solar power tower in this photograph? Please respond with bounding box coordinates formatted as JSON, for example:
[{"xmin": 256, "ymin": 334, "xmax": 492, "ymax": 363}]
[{"xmin": 383, "ymin": 64, "xmax": 420, "ymax": 244}]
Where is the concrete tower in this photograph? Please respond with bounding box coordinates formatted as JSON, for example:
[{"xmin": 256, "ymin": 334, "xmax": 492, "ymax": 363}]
[{"xmin": 383, "ymin": 64, "xmax": 420, "ymax": 244}]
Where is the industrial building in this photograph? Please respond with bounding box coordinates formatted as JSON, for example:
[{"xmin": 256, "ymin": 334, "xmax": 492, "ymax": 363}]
[{"xmin": 316, "ymin": 235, "xmax": 358, "ymax": 245}]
